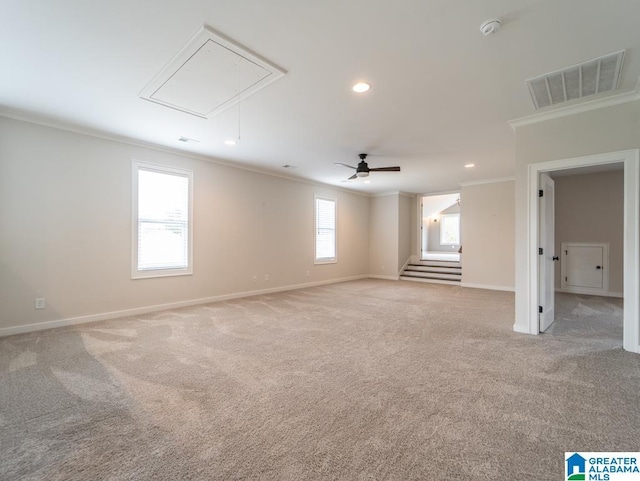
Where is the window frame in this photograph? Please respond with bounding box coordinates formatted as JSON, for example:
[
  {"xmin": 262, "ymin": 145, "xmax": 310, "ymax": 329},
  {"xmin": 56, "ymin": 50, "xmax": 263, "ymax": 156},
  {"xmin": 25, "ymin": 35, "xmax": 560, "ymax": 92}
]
[
  {"xmin": 439, "ymin": 213, "xmax": 460, "ymax": 246},
  {"xmin": 131, "ymin": 160, "xmax": 194, "ymax": 279},
  {"xmin": 314, "ymin": 194, "xmax": 337, "ymax": 265}
]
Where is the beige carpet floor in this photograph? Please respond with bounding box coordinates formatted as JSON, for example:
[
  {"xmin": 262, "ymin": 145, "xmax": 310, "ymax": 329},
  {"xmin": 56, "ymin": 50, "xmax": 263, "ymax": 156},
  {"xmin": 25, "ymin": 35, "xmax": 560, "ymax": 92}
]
[{"xmin": 1, "ymin": 280, "xmax": 639, "ymax": 480}]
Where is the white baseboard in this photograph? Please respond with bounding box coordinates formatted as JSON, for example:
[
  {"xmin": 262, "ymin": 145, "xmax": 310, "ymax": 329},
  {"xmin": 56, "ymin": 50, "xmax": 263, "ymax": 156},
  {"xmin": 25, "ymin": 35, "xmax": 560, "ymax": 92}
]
[
  {"xmin": 369, "ymin": 275, "xmax": 399, "ymax": 281},
  {"xmin": 0, "ymin": 275, "xmax": 369, "ymax": 338},
  {"xmin": 555, "ymin": 288, "xmax": 623, "ymax": 298},
  {"xmin": 461, "ymin": 282, "xmax": 515, "ymax": 292}
]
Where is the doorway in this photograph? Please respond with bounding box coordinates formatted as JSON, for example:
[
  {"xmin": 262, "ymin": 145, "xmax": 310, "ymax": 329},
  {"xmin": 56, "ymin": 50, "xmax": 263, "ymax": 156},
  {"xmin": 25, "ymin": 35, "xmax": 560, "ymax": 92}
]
[
  {"xmin": 526, "ymin": 149, "xmax": 640, "ymax": 353},
  {"xmin": 420, "ymin": 193, "xmax": 461, "ymax": 261}
]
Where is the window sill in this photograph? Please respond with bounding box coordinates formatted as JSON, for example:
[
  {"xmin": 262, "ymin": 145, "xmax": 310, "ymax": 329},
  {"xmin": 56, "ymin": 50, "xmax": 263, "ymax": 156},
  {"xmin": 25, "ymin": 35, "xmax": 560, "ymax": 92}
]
[
  {"xmin": 314, "ymin": 259, "xmax": 337, "ymax": 265},
  {"xmin": 132, "ymin": 269, "xmax": 193, "ymax": 280}
]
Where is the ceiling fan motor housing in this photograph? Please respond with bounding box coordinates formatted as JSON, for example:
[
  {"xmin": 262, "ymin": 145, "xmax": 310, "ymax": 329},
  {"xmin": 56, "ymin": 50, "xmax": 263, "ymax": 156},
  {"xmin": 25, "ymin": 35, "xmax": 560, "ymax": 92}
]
[{"xmin": 356, "ymin": 160, "xmax": 370, "ymax": 177}]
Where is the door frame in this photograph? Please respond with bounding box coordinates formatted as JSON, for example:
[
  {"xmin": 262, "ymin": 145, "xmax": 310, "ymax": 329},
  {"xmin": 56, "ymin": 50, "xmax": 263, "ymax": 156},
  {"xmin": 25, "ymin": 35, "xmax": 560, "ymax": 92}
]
[{"xmin": 526, "ymin": 149, "xmax": 640, "ymax": 353}]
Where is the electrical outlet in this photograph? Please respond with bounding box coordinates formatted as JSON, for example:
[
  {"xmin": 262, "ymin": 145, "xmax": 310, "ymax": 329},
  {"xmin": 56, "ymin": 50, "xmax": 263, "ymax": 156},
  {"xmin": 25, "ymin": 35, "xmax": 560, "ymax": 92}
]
[
  {"xmin": 35, "ymin": 298, "xmax": 45, "ymax": 309},
  {"xmin": 252, "ymin": 275, "xmax": 257, "ymax": 283},
  {"xmin": 264, "ymin": 274, "xmax": 270, "ymax": 281}
]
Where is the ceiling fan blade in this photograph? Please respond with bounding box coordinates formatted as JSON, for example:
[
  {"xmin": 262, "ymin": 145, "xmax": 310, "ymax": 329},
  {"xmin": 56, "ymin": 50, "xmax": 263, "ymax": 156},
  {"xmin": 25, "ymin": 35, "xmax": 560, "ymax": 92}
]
[
  {"xmin": 369, "ymin": 166, "xmax": 401, "ymax": 172},
  {"xmin": 348, "ymin": 173, "xmax": 358, "ymax": 180},
  {"xmin": 334, "ymin": 162, "xmax": 357, "ymax": 169}
]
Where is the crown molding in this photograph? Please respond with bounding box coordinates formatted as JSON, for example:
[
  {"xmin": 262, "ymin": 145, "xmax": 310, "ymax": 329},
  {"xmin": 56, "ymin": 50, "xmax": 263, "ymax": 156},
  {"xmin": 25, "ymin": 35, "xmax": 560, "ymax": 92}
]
[
  {"xmin": 508, "ymin": 89, "xmax": 640, "ymax": 130},
  {"xmin": 459, "ymin": 177, "xmax": 515, "ymax": 187},
  {"xmin": 371, "ymin": 191, "xmax": 417, "ymax": 198},
  {"xmin": 0, "ymin": 107, "xmax": 370, "ymax": 198}
]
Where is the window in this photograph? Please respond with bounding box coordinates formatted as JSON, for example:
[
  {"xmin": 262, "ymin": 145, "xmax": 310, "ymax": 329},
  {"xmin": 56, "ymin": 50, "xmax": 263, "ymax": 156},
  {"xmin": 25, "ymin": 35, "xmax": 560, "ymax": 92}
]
[
  {"xmin": 315, "ymin": 195, "xmax": 336, "ymax": 263},
  {"xmin": 440, "ymin": 213, "xmax": 460, "ymax": 245},
  {"xmin": 132, "ymin": 161, "xmax": 193, "ymax": 278}
]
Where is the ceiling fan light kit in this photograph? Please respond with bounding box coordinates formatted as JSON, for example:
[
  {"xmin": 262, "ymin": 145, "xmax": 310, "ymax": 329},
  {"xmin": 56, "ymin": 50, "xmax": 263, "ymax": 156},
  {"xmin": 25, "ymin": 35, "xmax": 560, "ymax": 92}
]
[{"xmin": 335, "ymin": 153, "xmax": 401, "ymax": 181}]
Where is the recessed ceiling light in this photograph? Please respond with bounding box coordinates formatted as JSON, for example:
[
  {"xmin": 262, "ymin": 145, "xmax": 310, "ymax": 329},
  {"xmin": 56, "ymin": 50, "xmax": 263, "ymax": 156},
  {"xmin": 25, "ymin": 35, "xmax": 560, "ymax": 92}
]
[
  {"xmin": 352, "ymin": 82, "xmax": 371, "ymax": 93},
  {"xmin": 224, "ymin": 139, "xmax": 237, "ymax": 146},
  {"xmin": 465, "ymin": 163, "xmax": 475, "ymax": 168},
  {"xmin": 363, "ymin": 180, "xmax": 371, "ymax": 184}
]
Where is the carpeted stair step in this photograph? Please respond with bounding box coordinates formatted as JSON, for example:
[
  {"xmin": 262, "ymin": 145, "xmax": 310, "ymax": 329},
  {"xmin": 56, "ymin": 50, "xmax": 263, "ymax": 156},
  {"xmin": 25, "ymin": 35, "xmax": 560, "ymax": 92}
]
[
  {"xmin": 402, "ymin": 270, "xmax": 461, "ymax": 281},
  {"xmin": 412, "ymin": 260, "xmax": 461, "ymax": 268},
  {"xmin": 405, "ymin": 265, "xmax": 461, "ymax": 274},
  {"xmin": 400, "ymin": 261, "xmax": 462, "ymax": 285},
  {"xmin": 399, "ymin": 276, "xmax": 461, "ymax": 285}
]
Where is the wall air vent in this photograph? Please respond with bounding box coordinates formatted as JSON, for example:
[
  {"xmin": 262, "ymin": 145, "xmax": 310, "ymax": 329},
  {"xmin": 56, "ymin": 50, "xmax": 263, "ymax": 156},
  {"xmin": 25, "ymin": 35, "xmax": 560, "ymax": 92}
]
[
  {"xmin": 525, "ymin": 50, "xmax": 625, "ymax": 110},
  {"xmin": 140, "ymin": 25, "xmax": 286, "ymax": 118}
]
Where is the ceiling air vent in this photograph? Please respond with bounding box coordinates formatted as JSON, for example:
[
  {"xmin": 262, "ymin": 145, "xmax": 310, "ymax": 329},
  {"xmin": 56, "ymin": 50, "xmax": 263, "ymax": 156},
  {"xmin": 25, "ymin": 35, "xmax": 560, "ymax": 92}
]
[
  {"xmin": 525, "ymin": 50, "xmax": 625, "ymax": 110},
  {"xmin": 140, "ymin": 25, "xmax": 286, "ymax": 118}
]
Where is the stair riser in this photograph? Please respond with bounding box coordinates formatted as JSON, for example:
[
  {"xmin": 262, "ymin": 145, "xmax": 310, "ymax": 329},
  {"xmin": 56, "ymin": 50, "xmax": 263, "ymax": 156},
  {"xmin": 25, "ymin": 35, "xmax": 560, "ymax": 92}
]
[
  {"xmin": 402, "ymin": 272, "xmax": 461, "ymax": 280},
  {"xmin": 406, "ymin": 266, "xmax": 461, "ymax": 274},
  {"xmin": 412, "ymin": 261, "xmax": 461, "ymax": 268},
  {"xmin": 400, "ymin": 276, "xmax": 461, "ymax": 286}
]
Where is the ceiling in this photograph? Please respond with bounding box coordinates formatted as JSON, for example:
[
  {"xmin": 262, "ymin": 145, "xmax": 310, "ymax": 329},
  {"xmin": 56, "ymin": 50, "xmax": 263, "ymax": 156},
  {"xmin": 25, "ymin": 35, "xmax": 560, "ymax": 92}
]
[{"xmin": 2, "ymin": 0, "xmax": 640, "ymax": 194}]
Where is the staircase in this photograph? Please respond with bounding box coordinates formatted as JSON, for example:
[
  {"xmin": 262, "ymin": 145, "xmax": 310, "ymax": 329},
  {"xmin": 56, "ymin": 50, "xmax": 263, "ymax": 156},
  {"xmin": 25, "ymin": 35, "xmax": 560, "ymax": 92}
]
[{"xmin": 400, "ymin": 260, "xmax": 462, "ymax": 285}]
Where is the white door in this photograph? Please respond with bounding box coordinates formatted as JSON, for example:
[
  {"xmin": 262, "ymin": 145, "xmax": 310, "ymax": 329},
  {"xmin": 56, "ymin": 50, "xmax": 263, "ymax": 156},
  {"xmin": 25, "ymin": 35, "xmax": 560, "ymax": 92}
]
[{"xmin": 539, "ymin": 173, "xmax": 555, "ymax": 332}]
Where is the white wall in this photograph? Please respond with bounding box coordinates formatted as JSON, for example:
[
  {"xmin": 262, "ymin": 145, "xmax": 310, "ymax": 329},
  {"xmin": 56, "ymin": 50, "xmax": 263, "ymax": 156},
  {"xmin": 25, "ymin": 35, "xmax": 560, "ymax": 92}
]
[
  {"xmin": 514, "ymin": 99, "xmax": 640, "ymax": 333},
  {"xmin": 460, "ymin": 180, "xmax": 515, "ymax": 290},
  {"xmin": 554, "ymin": 170, "xmax": 624, "ymax": 296},
  {"xmin": 369, "ymin": 194, "xmax": 399, "ymax": 279},
  {"xmin": 398, "ymin": 194, "xmax": 412, "ymax": 270},
  {"xmin": 0, "ymin": 117, "xmax": 370, "ymax": 334}
]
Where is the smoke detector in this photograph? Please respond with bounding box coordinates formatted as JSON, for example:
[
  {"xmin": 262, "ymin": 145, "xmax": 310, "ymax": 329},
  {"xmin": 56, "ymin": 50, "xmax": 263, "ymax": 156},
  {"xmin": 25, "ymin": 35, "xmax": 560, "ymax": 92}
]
[{"xmin": 480, "ymin": 19, "xmax": 501, "ymax": 36}]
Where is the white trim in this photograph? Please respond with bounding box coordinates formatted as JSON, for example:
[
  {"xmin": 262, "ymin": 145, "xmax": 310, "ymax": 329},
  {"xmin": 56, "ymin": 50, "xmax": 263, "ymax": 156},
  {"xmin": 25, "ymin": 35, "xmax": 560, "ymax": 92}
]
[
  {"xmin": 521, "ymin": 149, "xmax": 640, "ymax": 353},
  {"xmin": 0, "ymin": 109, "xmax": 371, "ymax": 198},
  {"xmin": 131, "ymin": 160, "xmax": 194, "ymax": 279},
  {"xmin": 461, "ymin": 283, "xmax": 515, "ymax": 292},
  {"xmin": 371, "ymin": 191, "xmax": 416, "ymax": 198},
  {"xmin": 371, "ymin": 191, "xmax": 402, "ymax": 198},
  {"xmin": 0, "ymin": 275, "xmax": 369, "ymax": 338},
  {"xmin": 508, "ymin": 90, "xmax": 640, "ymax": 130},
  {"xmin": 369, "ymin": 274, "xmax": 399, "ymax": 281},
  {"xmin": 398, "ymin": 191, "xmax": 416, "ymax": 198},
  {"xmin": 555, "ymin": 288, "xmax": 623, "ymax": 299},
  {"xmin": 458, "ymin": 177, "xmax": 515, "ymax": 187},
  {"xmin": 418, "ymin": 188, "xmax": 460, "ymax": 197},
  {"xmin": 415, "ymin": 196, "xmax": 423, "ymax": 259}
]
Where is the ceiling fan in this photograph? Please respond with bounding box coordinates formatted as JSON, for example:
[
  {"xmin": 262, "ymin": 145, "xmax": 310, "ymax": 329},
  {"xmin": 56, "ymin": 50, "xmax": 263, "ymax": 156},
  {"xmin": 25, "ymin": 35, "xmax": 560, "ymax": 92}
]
[{"xmin": 335, "ymin": 153, "xmax": 401, "ymax": 180}]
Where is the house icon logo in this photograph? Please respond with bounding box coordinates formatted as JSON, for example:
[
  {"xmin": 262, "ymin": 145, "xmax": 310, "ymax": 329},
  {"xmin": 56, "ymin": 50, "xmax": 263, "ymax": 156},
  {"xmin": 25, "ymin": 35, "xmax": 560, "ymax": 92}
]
[{"xmin": 566, "ymin": 453, "xmax": 586, "ymax": 480}]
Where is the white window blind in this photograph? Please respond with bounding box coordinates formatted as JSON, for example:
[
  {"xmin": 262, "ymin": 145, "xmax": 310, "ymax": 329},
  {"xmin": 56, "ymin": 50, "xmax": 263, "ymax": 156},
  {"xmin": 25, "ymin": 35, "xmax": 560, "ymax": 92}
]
[
  {"xmin": 315, "ymin": 196, "xmax": 336, "ymax": 263},
  {"xmin": 132, "ymin": 162, "xmax": 193, "ymax": 278},
  {"xmin": 440, "ymin": 213, "xmax": 460, "ymax": 246}
]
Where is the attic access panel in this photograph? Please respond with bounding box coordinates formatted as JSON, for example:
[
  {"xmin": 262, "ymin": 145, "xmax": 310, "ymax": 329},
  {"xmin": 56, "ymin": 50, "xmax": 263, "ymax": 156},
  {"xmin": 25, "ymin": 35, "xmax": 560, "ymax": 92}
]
[{"xmin": 140, "ymin": 26, "xmax": 286, "ymax": 118}]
